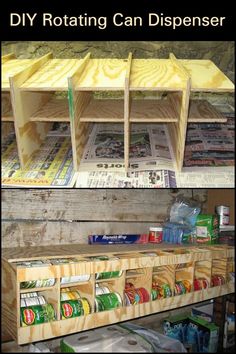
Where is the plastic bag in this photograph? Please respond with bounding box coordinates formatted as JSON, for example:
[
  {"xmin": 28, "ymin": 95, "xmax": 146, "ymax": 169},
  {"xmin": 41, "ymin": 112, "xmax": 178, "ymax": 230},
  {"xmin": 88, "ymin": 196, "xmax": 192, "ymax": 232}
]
[{"xmin": 169, "ymin": 197, "xmax": 201, "ymax": 227}]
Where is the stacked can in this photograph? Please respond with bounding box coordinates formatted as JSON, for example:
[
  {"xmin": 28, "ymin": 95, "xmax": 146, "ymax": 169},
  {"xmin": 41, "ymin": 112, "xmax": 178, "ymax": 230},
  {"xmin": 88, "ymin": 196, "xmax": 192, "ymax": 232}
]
[
  {"xmin": 20, "ymin": 292, "xmax": 47, "ymax": 307},
  {"xmin": 216, "ymin": 205, "xmax": 230, "ymax": 226},
  {"xmin": 20, "ymin": 303, "xmax": 55, "ymax": 326},
  {"xmin": 211, "ymin": 274, "xmax": 226, "ymax": 287},
  {"xmin": 151, "ymin": 282, "xmax": 172, "ymax": 300},
  {"xmin": 60, "ymin": 288, "xmax": 91, "ymax": 318},
  {"xmin": 124, "ymin": 283, "xmax": 150, "ymax": 305},
  {"xmin": 61, "ymin": 274, "xmax": 90, "ymax": 284},
  {"xmin": 95, "ymin": 284, "xmax": 122, "ymax": 312},
  {"xmin": 174, "ymin": 280, "xmax": 191, "ymax": 295},
  {"xmin": 20, "ymin": 278, "xmax": 55, "ymax": 289},
  {"xmin": 193, "ymin": 278, "xmax": 209, "ymax": 291}
]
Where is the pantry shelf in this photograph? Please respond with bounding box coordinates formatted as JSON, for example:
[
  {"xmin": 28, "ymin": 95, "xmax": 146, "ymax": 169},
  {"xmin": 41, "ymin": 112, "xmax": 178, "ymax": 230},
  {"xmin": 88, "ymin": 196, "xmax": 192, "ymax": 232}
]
[
  {"xmin": 129, "ymin": 99, "xmax": 179, "ymax": 122},
  {"xmin": 80, "ymin": 99, "xmax": 124, "ymax": 122},
  {"xmin": 30, "ymin": 97, "xmax": 70, "ymax": 122},
  {"xmin": 2, "ymin": 244, "xmax": 234, "ymax": 345},
  {"xmin": 188, "ymin": 100, "xmax": 227, "ymax": 123}
]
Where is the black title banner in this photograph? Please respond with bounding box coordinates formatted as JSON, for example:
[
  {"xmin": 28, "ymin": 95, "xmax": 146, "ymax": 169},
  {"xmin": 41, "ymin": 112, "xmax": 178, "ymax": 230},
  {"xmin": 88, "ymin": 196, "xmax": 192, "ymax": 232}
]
[{"xmin": 0, "ymin": 0, "xmax": 234, "ymax": 40}]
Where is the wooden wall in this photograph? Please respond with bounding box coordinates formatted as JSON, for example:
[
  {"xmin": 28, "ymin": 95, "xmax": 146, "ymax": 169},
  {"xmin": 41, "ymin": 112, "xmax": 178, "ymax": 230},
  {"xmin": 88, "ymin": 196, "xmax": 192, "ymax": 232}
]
[{"xmin": 2, "ymin": 189, "xmax": 207, "ymax": 248}]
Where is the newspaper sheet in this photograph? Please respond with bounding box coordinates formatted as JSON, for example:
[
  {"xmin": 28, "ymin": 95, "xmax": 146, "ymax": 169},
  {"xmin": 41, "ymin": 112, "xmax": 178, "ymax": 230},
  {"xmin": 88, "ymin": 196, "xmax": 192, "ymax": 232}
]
[
  {"xmin": 76, "ymin": 170, "xmax": 177, "ymax": 188},
  {"xmin": 184, "ymin": 105, "xmax": 234, "ymax": 168},
  {"xmin": 176, "ymin": 167, "xmax": 235, "ymax": 188},
  {"xmin": 2, "ymin": 132, "xmax": 77, "ymax": 188},
  {"xmin": 79, "ymin": 123, "xmax": 175, "ymax": 172}
]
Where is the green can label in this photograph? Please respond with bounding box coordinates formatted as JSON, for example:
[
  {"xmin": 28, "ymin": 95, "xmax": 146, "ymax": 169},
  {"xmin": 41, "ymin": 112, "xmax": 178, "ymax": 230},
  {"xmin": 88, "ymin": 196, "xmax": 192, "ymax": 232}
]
[{"xmin": 61, "ymin": 300, "xmax": 83, "ymax": 319}]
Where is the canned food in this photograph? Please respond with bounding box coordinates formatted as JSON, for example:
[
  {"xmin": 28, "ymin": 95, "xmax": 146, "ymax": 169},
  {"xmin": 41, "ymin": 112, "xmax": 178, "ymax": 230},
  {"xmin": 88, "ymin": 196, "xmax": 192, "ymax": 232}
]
[
  {"xmin": 216, "ymin": 205, "xmax": 230, "ymax": 226},
  {"xmin": 21, "ymin": 278, "xmax": 55, "ymax": 289},
  {"xmin": 149, "ymin": 227, "xmax": 163, "ymax": 243},
  {"xmin": 95, "ymin": 285, "xmax": 110, "ymax": 295},
  {"xmin": 80, "ymin": 298, "xmax": 91, "ymax": 315},
  {"xmin": 95, "ymin": 270, "xmax": 122, "ymax": 280},
  {"xmin": 95, "ymin": 292, "xmax": 121, "ymax": 312},
  {"xmin": 61, "ymin": 275, "xmax": 90, "ymax": 284},
  {"xmin": 61, "ymin": 300, "xmax": 84, "ymax": 319},
  {"xmin": 60, "ymin": 291, "xmax": 81, "ymax": 301},
  {"xmin": 20, "ymin": 304, "xmax": 55, "ymax": 326}
]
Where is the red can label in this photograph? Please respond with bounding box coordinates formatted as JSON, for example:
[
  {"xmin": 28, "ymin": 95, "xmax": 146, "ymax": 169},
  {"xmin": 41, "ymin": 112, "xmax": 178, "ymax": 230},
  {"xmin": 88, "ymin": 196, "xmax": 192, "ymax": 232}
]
[
  {"xmin": 23, "ymin": 308, "xmax": 35, "ymax": 325},
  {"xmin": 149, "ymin": 230, "xmax": 163, "ymax": 243}
]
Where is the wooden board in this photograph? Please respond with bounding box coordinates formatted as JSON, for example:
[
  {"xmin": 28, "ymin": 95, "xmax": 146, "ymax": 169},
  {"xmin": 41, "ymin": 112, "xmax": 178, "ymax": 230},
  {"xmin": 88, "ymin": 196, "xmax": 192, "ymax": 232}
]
[
  {"xmin": 1, "ymin": 53, "xmax": 16, "ymax": 64},
  {"xmin": 129, "ymin": 59, "xmax": 186, "ymax": 90},
  {"xmin": 2, "ymin": 243, "xmax": 232, "ymax": 263},
  {"xmin": 20, "ymin": 59, "xmax": 84, "ymax": 91},
  {"xmin": 130, "ymin": 99, "xmax": 178, "ymax": 122},
  {"xmin": 9, "ymin": 53, "xmax": 53, "ymax": 168},
  {"xmin": 188, "ymin": 99, "xmax": 227, "ymax": 122},
  {"xmin": 80, "ymin": 99, "xmax": 124, "ymax": 122},
  {"xmin": 75, "ymin": 59, "xmax": 128, "ymax": 90},
  {"xmin": 30, "ymin": 97, "xmax": 70, "ymax": 122},
  {"xmin": 194, "ymin": 260, "xmax": 212, "ymax": 284},
  {"xmin": 2, "ymin": 59, "xmax": 38, "ymax": 91},
  {"xmin": 2, "ymin": 189, "xmax": 202, "ymax": 222},
  {"xmin": 1, "ymin": 93, "xmax": 14, "ymax": 121},
  {"xmin": 180, "ymin": 59, "xmax": 235, "ymax": 92},
  {"xmin": 124, "ymin": 53, "xmax": 132, "ymax": 171},
  {"xmin": 2, "ymin": 260, "xmax": 18, "ymax": 341},
  {"xmin": 68, "ymin": 53, "xmax": 92, "ymax": 170}
]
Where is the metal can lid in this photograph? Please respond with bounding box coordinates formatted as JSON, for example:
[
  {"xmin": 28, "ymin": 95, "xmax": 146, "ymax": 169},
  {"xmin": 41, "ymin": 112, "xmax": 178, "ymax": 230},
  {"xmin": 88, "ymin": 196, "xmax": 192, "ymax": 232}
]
[{"xmin": 149, "ymin": 227, "xmax": 163, "ymax": 231}]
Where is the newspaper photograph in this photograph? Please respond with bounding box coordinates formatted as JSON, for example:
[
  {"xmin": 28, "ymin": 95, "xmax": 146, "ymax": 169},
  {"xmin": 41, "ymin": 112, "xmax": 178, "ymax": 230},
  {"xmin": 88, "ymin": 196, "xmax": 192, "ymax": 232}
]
[
  {"xmin": 184, "ymin": 105, "xmax": 235, "ymax": 168},
  {"xmin": 79, "ymin": 123, "xmax": 175, "ymax": 172},
  {"xmin": 2, "ymin": 133, "xmax": 76, "ymax": 188},
  {"xmin": 76, "ymin": 170, "xmax": 176, "ymax": 188}
]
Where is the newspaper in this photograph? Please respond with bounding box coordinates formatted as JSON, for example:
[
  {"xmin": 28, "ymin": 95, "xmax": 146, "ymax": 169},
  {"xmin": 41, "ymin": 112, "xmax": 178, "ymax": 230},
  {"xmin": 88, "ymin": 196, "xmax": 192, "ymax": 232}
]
[
  {"xmin": 2, "ymin": 132, "xmax": 77, "ymax": 188},
  {"xmin": 176, "ymin": 166, "xmax": 235, "ymax": 188},
  {"xmin": 184, "ymin": 105, "xmax": 234, "ymax": 168},
  {"xmin": 76, "ymin": 170, "xmax": 177, "ymax": 188},
  {"xmin": 79, "ymin": 123, "xmax": 175, "ymax": 172}
]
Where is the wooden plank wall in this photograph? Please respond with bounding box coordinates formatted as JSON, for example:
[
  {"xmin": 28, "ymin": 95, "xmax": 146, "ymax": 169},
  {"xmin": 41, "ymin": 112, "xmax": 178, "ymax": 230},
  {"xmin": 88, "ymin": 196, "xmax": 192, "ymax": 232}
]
[{"xmin": 2, "ymin": 189, "xmax": 207, "ymax": 248}]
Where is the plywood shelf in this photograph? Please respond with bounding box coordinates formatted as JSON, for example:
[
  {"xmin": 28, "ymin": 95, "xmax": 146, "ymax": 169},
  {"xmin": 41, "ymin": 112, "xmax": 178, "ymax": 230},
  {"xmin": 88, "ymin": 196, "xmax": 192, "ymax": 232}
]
[
  {"xmin": 129, "ymin": 59, "xmax": 186, "ymax": 90},
  {"xmin": 1, "ymin": 59, "xmax": 38, "ymax": 91},
  {"xmin": 2, "ymin": 244, "xmax": 234, "ymax": 344},
  {"xmin": 30, "ymin": 97, "xmax": 70, "ymax": 122},
  {"xmin": 180, "ymin": 59, "xmax": 235, "ymax": 92},
  {"xmin": 188, "ymin": 99, "xmax": 227, "ymax": 123},
  {"xmin": 20, "ymin": 59, "xmax": 84, "ymax": 91},
  {"xmin": 20, "ymin": 285, "xmax": 57, "ymax": 293},
  {"xmin": 74, "ymin": 59, "xmax": 128, "ymax": 90},
  {"xmin": 130, "ymin": 99, "xmax": 179, "ymax": 122},
  {"xmin": 80, "ymin": 99, "xmax": 124, "ymax": 122},
  {"xmin": 1, "ymin": 53, "xmax": 234, "ymax": 173},
  {"xmin": 2, "ymin": 113, "xmax": 14, "ymax": 122},
  {"xmin": 60, "ymin": 281, "xmax": 90, "ymax": 288}
]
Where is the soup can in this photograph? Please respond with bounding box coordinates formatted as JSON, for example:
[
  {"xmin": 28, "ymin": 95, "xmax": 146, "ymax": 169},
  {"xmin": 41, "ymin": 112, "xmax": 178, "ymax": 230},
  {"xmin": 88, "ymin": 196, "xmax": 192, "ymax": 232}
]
[{"xmin": 149, "ymin": 227, "xmax": 163, "ymax": 243}]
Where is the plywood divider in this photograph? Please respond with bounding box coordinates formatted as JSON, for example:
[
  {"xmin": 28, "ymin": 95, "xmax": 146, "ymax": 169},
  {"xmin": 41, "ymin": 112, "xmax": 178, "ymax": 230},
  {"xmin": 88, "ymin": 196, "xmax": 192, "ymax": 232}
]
[
  {"xmin": 124, "ymin": 52, "xmax": 132, "ymax": 172},
  {"xmin": 2, "ymin": 53, "xmax": 16, "ymax": 64},
  {"xmin": 68, "ymin": 53, "xmax": 92, "ymax": 170},
  {"xmin": 125, "ymin": 267, "xmax": 153, "ymax": 296},
  {"xmin": 168, "ymin": 53, "xmax": 191, "ymax": 171},
  {"xmin": 9, "ymin": 52, "xmax": 53, "ymax": 167},
  {"xmin": 194, "ymin": 260, "xmax": 212, "ymax": 285},
  {"xmin": 152, "ymin": 265, "xmax": 175, "ymax": 294},
  {"xmin": 2, "ymin": 259, "xmax": 18, "ymax": 342}
]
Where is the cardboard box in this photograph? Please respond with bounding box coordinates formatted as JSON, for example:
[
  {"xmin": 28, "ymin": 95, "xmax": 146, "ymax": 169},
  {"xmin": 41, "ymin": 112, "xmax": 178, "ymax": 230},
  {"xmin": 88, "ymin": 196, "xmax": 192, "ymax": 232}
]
[{"xmin": 196, "ymin": 214, "xmax": 219, "ymax": 244}]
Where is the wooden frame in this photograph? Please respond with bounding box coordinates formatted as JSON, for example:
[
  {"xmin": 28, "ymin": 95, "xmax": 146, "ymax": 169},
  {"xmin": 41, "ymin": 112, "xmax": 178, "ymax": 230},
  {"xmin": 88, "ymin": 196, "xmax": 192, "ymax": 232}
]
[
  {"xmin": 2, "ymin": 53, "xmax": 234, "ymax": 172},
  {"xmin": 2, "ymin": 244, "xmax": 234, "ymax": 345}
]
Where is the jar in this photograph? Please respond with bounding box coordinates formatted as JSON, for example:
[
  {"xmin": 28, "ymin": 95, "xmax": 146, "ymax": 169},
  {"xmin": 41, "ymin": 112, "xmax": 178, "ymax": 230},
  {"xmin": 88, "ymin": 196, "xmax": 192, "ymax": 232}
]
[{"xmin": 149, "ymin": 227, "xmax": 163, "ymax": 243}]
